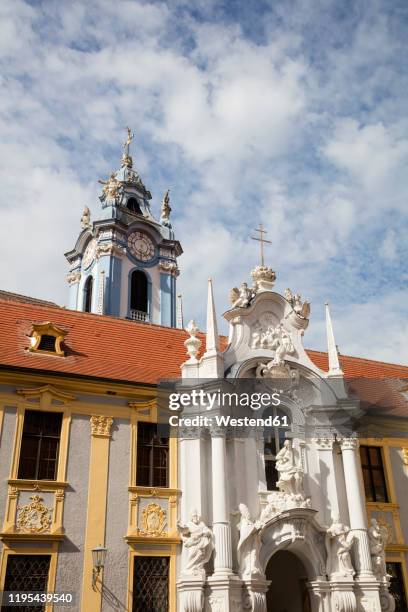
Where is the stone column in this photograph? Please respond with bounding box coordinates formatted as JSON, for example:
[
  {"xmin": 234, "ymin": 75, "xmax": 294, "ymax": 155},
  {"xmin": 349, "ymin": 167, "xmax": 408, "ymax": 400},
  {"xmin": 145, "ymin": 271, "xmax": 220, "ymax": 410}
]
[
  {"xmin": 339, "ymin": 437, "xmax": 374, "ymax": 581},
  {"xmin": 211, "ymin": 427, "xmax": 233, "ymax": 574},
  {"xmin": 313, "ymin": 437, "xmax": 340, "ymax": 525}
]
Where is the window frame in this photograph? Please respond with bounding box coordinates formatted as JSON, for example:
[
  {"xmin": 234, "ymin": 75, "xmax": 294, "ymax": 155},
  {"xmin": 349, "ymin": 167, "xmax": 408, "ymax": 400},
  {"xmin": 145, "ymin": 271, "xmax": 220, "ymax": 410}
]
[
  {"xmin": 10, "ymin": 387, "xmax": 73, "ymax": 484},
  {"xmin": 128, "ymin": 550, "xmax": 176, "ymax": 612},
  {"xmin": 28, "ymin": 322, "xmax": 67, "ymax": 357},
  {"xmin": 135, "ymin": 421, "xmax": 169, "ymax": 488},
  {"xmin": 263, "ymin": 406, "xmax": 289, "ymax": 491},
  {"xmin": 0, "ymin": 549, "xmax": 58, "ymax": 604},
  {"xmin": 130, "ymin": 270, "xmax": 149, "ymax": 315},
  {"xmin": 83, "ymin": 275, "xmax": 93, "ymax": 313},
  {"xmin": 17, "ymin": 409, "xmax": 63, "ymax": 481},
  {"xmin": 386, "ymin": 561, "xmax": 408, "ymax": 612},
  {"xmin": 360, "ymin": 444, "xmax": 389, "ymax": 503}
]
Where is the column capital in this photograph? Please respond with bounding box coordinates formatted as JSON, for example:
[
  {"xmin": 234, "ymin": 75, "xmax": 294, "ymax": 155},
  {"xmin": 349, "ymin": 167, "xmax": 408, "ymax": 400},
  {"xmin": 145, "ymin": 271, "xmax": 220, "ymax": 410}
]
[
  {"xmin": 339, "ymin": 436, "xmax": 359, "ymax": 451},
  {"xmin": 313, "ymin": 437, "xmax": 335, "ymax": 450},
  {"xmin": 90, "ymin": 415, "xmax": 113, "ymax": 437},
  {"xmin": 210, "ymin": 426, "xmax": 227, "ymax": 438}
]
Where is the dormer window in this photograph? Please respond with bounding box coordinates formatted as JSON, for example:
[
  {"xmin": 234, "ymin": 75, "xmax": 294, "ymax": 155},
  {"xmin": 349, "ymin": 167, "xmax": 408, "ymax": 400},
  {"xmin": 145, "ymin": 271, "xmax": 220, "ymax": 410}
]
[
  {"xmin": 28, "ymin": 322, "xmax": 67, "ymax": 357},
  {"xmin": 127, "ymin": 197, "xmax": 142, "ymax": 214}
]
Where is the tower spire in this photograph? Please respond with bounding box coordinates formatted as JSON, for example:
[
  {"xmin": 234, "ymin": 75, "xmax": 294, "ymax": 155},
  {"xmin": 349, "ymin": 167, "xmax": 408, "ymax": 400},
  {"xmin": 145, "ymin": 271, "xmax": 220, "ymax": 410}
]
[{"xmin": 325, "ymin": 302, "xmax": 343, "ymax": 376}]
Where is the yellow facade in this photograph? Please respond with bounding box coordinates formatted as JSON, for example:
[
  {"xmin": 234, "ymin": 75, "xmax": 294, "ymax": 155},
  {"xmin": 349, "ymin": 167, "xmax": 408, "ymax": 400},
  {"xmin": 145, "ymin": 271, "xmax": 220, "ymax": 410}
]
[
  {"xmin": 360, "ymin": 437, "xmax": 408, "ymax": 603},
  {"xmin": 0, "ymin": 370, "xmax": 180, "ymax": 612}
]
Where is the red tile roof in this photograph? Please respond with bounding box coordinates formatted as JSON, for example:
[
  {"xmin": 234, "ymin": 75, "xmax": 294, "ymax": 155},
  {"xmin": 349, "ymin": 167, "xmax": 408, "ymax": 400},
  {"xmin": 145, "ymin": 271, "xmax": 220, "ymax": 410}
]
[{"xmin": 0, "ymin": 295, "xmax": 408, "ymax": 389}]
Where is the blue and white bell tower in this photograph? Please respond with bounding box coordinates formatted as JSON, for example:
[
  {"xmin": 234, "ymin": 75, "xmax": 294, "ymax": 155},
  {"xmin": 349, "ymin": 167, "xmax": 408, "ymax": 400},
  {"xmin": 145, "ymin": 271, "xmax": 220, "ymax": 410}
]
[{"xmin": 65, "ymin": 129, "xmax": 182, "ymax": 327}]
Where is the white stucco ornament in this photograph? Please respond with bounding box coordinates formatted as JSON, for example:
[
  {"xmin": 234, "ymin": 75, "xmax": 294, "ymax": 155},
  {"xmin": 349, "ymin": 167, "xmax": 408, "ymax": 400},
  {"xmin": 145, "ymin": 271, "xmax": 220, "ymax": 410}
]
[
  {"xmin": 275, "ymin": 440, "xmax": 305, "ymax": 496},
  {"xmin": 184, "ymin": 320, "xmax": 202, "ymax": 362},
  {"xmin": 252, "ymin": 323, "xmax": 295, "ymax": 367},
  {"xmin": 284, "ymin": 288, "xmax": 311, "ymax": 320},
  {"xmin": 259, "ymin": 441, "xmax": 311, "ymax": 523},
  {"xmin": 251, "ymin": 265, "xmax": 276, "ymax": 291},
  {"xmin": 229, "ymin": 282, "xmax": 254, "ymax": 308},
  {"xmin": 369, "ymin": 518, "xmax": 389, "ymax": 581},
  {"xmin": 236, "ymin": 503, "xmax": 264, "ymax": 579},
  {"xmin": 178, "ymin": 510, "xmax": 214, "ymax": 578},
  {"xmin": 326, "ymin": 517, "xmax": 356, "ymax": 578}
]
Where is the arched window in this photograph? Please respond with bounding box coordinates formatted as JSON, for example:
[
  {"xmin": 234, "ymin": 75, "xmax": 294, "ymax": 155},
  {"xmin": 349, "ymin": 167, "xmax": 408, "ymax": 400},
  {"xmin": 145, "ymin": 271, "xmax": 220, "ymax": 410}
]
[
  {"xmin": 127, "ymin": 197, "xmax": 142, "ymax": 214},
  {"xmin": 263, "ymin": 407, "xmax": 289, "ymax": 490},
  {"xmin": 83, "ymin": 276, "xmax": 93, "ymax": 313},
  {"xmin": 130, "ymin": 270, "xmax": 148, "ymax": 319}
]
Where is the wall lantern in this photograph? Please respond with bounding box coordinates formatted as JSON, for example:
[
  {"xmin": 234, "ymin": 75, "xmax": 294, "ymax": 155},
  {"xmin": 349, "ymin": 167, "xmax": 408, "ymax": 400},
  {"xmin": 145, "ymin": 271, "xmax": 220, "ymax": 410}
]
[{"xmin": 92, "ymin": 545, "xmax": 108, "ymax": 588}]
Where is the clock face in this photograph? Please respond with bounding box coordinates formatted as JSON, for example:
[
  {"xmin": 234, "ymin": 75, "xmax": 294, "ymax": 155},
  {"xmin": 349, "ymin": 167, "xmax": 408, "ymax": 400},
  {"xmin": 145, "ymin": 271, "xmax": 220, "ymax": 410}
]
[
  {"xmin": 127, "ymin": 231, "xmax": 155, "ymax": 262},
  {"xmin": 83, "ymin": 238, "xmax": 97, "ymax": 269}
]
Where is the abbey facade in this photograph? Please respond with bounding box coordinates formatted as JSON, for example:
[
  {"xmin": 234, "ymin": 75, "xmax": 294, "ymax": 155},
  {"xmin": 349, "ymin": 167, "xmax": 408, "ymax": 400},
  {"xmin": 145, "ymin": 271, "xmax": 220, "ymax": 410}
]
[{"xmin": 0, "ymin": 135, "xmax": 407, "ymax": 612}]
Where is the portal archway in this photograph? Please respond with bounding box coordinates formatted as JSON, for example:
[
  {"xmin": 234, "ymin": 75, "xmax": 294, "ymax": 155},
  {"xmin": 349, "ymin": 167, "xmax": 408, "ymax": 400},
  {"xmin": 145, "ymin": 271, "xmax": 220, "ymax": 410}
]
[{"xmin": 266, "ymin": 550, "xmax": 311, "ymax": 612}]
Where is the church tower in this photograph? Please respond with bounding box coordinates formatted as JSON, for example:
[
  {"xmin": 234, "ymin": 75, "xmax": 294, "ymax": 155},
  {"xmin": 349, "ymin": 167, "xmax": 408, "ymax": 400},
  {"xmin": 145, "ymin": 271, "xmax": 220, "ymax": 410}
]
[{"xmin": 65, "ymin": 129, "xmax": 182, "ymax": 326}]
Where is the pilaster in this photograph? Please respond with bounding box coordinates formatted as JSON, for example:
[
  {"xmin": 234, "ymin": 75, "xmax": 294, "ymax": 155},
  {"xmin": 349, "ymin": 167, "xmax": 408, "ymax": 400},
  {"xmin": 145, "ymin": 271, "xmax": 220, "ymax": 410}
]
[{"xmin": 80, "ymin": 415, "xmax": 113, "ymax": 611}]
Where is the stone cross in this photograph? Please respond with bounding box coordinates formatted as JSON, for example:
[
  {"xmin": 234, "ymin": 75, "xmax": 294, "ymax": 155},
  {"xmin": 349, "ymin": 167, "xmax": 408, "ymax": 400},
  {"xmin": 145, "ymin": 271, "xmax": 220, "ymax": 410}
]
[{"xmin": 251, "ymin": 223, "xmax": 272, "ymax": 267}]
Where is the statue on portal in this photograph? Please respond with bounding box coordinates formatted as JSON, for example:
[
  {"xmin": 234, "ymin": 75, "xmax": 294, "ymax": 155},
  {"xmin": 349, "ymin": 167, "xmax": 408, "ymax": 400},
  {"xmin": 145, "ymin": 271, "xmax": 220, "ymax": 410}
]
[
  {"xmin": 369, "ymin": 518, "xmax": 389, "ymax": 581},
  {"xmin": 275, "ymin": 440, "xmax": 304, "ymax": 497},
  {"xmin": 236, "ymin": 503, "xmax": 264, "ymax": 578},
  {"xmin": 326, "ymin": 517, "xmax": 355, "ymax": 577},
  {"xmin": 178, "ymin": 510, "xmax": 213, "ymax": 577}
]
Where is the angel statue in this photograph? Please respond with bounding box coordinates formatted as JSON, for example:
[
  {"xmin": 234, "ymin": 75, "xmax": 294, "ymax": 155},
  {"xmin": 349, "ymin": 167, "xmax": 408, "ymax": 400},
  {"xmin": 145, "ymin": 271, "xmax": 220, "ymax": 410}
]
[
  {"xmin": 284, "ymin": 288, "xmax": 310, "ymax": 319},
  {"xmin": 230, "ymin": 282, "xmax": 253, "ymax": 309},
  {"xmin": 80, "ymin": 206, "xmax": 91, "ymax": 229},
  {"xmin": 160, "ymin": 190, "xmax": 172, "ymax": 227},
  {"xmin": 178, "ymin": 510, "xmax": 213, "ymax": 577},
  {"xmin": 98, "ymin": 173, "xmax": 121, "ymax": 203},
  {"xmin": 237, "ymin": 503, "xmax": 263, "ymax": 578}
]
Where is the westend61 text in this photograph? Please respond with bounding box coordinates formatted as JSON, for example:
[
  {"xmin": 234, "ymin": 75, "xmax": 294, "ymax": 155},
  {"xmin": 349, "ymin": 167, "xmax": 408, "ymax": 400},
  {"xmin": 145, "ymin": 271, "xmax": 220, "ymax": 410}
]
[
  {"xmin": 168, "ymin": 390, "xmax": 281, "ymax": 411},
  {"xmin": 168, "ymin": 414, "xmax": 289, "ymax": 427}
]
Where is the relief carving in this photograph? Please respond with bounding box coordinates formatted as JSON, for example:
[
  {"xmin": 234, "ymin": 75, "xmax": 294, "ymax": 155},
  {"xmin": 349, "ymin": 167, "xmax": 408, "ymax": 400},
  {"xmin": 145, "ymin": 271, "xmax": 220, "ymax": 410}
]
[
  {"xmin": 16, "ymin": 495, "xmax": 52, "ymax": 534},
  {"xmin": 252, "ymin": 323, "xmax": 294, "ymax": 367},
  {"xmin": 140, "ymin": 502, "xmax": 166, "ymax": 537}
]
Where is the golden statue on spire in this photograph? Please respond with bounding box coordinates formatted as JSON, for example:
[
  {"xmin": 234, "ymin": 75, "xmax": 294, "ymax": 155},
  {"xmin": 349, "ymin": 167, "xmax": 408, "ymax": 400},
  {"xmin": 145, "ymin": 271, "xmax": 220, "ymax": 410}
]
[{"xmin": 122, "ymin": 127, "xmax": 134, "ymax": 168}]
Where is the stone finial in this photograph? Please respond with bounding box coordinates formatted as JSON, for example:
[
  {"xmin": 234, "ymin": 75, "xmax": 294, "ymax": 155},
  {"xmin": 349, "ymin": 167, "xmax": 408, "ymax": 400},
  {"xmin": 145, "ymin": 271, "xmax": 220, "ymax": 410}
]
[
  {"xmin": 251, "ymin": 265, "xmax": 276, "ymax": 291},
  {"xmin": 184, "ymin": 320, "xmax": 202, "ymax": 362},
  {"xmin": 81, "ymin": 206, "xmax": 91, "ymax": 230}
]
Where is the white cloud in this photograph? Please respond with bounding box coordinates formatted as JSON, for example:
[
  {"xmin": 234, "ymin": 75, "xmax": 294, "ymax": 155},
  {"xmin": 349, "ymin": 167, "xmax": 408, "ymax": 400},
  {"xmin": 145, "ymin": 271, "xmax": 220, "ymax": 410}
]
[
  {"xmin": 323, "ymin": 119, "xmax": 408, "ymax": 196},
  {"xmin": 0, "ymin": 0, "xmax": 407, "ymax": 364}
]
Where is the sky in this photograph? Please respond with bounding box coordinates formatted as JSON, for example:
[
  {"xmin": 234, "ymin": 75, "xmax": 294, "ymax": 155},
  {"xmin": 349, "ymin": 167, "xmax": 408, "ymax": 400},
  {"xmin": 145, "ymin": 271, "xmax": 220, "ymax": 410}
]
[{"xmin": 1, "ymin": 0, "xmax": 408, "ymax": 364}]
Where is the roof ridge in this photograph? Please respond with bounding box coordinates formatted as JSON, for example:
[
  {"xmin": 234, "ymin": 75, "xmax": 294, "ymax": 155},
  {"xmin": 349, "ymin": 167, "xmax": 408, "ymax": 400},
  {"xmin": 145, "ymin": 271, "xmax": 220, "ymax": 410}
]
[
  {"xmin": 305, "ymin": 347, "xmax": 408, "ymax": 370},
  {"xmin": 1, "ymin": 294, "xmax": 408, "ymax": 370}
]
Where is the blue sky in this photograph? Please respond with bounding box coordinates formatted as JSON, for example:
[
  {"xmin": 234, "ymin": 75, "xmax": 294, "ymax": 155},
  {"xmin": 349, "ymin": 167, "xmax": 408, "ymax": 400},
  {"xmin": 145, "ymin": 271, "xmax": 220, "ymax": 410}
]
[{"xmin": 1, "ymin": 0, "xmax": 408, "ymax": 363}]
